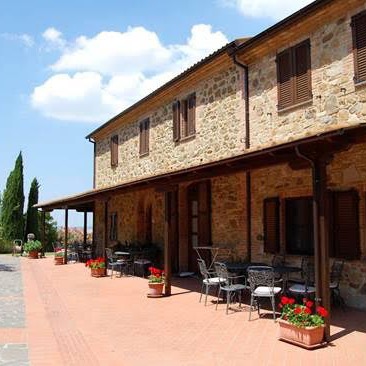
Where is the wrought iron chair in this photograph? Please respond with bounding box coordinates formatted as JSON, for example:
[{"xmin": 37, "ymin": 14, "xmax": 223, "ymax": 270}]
[
  {"xmin": 330, "ymin": 260, "xmax": 345, "ymax": 308},
  {"xmin": 105, "ymin": 248, "xmax": 124, "ymax": 278},
  {"xmin": 247, "ymin": 266, "xmax": 282, "ymax": 321},
  {"xmin": 197, "ymin": 259, "xmax": 223, "ymax": 306},
  {"xmin": 271, "ymin": 255, "xmax": 285, "ymax": 285},
  {"xmin": 214, "ymin": 262, "xmax": 247, "ymax": 314},
  {"xmin": 67, "ymin": 244, "xmax": 79, "ymax": 263},
  {"xmin": 288, "ymin": 261, "xmax": 315, "ymax": 299}
]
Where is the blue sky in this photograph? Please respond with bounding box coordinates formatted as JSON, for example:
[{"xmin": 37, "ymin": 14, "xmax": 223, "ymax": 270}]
[{"xmin": 0, "ymin": 0, "xmax": 312, "ymax": 226}]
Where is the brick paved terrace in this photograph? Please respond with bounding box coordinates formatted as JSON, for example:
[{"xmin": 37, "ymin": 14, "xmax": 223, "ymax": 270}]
[{"xmin": 1, "ymin": 254, "xmax": 366, "ymax": 365}]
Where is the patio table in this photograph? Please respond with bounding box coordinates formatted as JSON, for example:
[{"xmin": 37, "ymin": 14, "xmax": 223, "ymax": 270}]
[{"xmin": 272, "ymin": 265, "xmax": 301, "ymax": 291}]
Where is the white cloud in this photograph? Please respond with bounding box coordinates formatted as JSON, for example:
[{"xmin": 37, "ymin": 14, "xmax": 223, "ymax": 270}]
[
  {"xmin": 222, "ymin": 0, "xmax": 313, "ymax": 21},
  {"xmin": 0, "ymin": 33, "xmax": 34, "ymax": 47},
  {"xmin": 31, "ymin": 24, "xmax": 228, "ymax": 123},
  {"xmin": 42, "ymin": 27, "xmax": 65, "ymax": 49}
]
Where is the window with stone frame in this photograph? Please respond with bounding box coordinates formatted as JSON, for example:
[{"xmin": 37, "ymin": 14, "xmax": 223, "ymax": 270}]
[
  {"xmin": 285, "ymin": 197, "xmax": 314, "ymax": 255},
  {"xmin": 172, "ymin": 92, "xmax": 196, "ymax": 141},
  {"xmin": 109, "ymin": 212, "xmax": 118, "ymax": 241},
  {"xmin": 276, "ymin": 39, "xmax": 312, "ymax": 110},
  {"xmin": 110, "ymin": 135, "xmax": 119, "ymax": 167},
  {"xmin": 352, "ymin": 10, "xmax": 366, "ymax": 84}
]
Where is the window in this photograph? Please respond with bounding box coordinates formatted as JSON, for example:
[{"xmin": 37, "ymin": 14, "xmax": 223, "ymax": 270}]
[
  {"xmin": 110, "ymin": 135, "xmax": 118, "ymax": 167},
  {"xmin": 263, "ymin": 197, "xmax": 280, "ymax": 254},
  {"xmin": 352, "ymin": 11, "xmax": 366, "ymax": 84},
  {"xmin": 329, "ymin": 190, "xmax": 360, "ymax": 260},
  {"xmin": 276, "ymin": 39, "xmax": 312, "ymax": 110},
  {"xmin": 139, "ymin": 118, "xmax": 150, "ymax": 156},
  {"xmin": 285, "ymin": 197, "xmax": 313, "ymax": 255},
  {"xmin": 172, "ymin": 93, "xmax": 196, "ymax": 141},
  {"xmin": 109, "ymin": 213, "xmax": 117, "ymax": 241}
]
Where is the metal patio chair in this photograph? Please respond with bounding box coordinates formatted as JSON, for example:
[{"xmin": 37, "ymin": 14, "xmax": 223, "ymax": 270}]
[
  {"xmin": 330, "ymin": 260, "xmax": 345, "ymax": 309},
  {"xmin": 214, "ymin": 262, "xmax": 247, "ymax": 314},
  {"xmin": 105, "ymin": 248, "xmax": 124, "ymax": 278},
  {"xmin": 197, "ymin": 259, "xmax": 223, "ymax": 306},
  {"xmin": 247, "ymin": 266, "xmax": 282, "ymax": 321},
  {"xmin": 288, "ymin": 261, "xmax": 315, "ymax": 299}
]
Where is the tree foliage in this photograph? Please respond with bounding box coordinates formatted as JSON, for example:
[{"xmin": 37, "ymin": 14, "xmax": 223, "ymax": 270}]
[
  {"xmin": 25, "ymin": 178, "xmax": 40, "ymax": 240},
  {"xmin": 0, "ymin": 153, "xmax": 25, "ymax": 241},
  {"xmin": 43, "ymin": 212, "xmax": 58, "ymax": 252}
]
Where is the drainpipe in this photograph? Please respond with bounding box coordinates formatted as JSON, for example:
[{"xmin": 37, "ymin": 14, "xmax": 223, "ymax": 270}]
[
  {"xmin": 232, "ymin": 55, "xmax": 250, "ymax": 149},
  {"xmin": 88, "ymin": 137, "xmax": 96, "ymax": 189},
  {"xmin": 231, "ymin": 54, "xmax": 251, "ymax": 261},
  {"xmin": 295, "ymin": 146, "xmax": 330, "ymax": 342}
]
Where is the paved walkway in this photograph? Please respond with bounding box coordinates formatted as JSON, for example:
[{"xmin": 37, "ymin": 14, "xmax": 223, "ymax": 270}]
[
  {"xmin": 1, "ymin": 254, "xmax": 366, "ymax": 365},
  {"xmin": 0, "ymin": 256, "xmax": 28, "ymax": 365}
]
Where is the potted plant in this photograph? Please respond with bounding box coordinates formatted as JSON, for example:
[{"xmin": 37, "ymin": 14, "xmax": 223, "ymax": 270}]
[
  {"xmin": 24, "ymin": 240, "xmax": 42, "ymax": 259},
  {"xmin": 85, "ymin": 257, "xmax": 106, "ymax": 277},
  {"xmin": 147, "ymin": 266, "xmax": 165, "ymax": 297},
  {"xmin": 278, "ymin": 296, "xmax": 328, "ymax": 349},
  {"xmin": 54, "ymin": 250, "xmax": 64, "ymax": 265}
]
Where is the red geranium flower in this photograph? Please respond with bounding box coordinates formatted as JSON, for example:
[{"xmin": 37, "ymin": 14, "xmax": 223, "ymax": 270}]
[{"xmin": 316, "ymin": 306, "xmax": 329, "ymax": 318}]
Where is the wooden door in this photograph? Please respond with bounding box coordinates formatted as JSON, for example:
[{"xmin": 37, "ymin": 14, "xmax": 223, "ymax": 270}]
[
  {"xmin": 188, "ymin": 181, "xmax": 211, "ymax": 272},
  {"xmin": 168, "ymin": 190, "xmax": 179, "ymax": 273}
]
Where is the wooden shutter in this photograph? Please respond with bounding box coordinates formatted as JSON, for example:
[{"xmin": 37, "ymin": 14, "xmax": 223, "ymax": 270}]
[
  {"xmin": 110, "ymin": 135, "xmax": 118, "ymax": 167},
  {"xmin": 277, "ymin": 49, "xmax": 293, "ymax": 109},
  {"xmin": 172, "ymin": 101, "xmax": 180, "ymax": 141},
  {"xmin": 139, "ymin": 118, "xmax": 150, "ymax": 155},
  {"xmin": 198, "ymin": 180, "xmax": 211, "ymax": 247},
  {"xmin": 352, "ymin": 11, "xmax": 366, "ymax": 83},
  {"xmin": 181, "ymin": 99, "xmax": 188, "ymax": 138},
  {"xmin": 294, "ymin": 40, "xmax": 312, "ymax": 104},
  {"xmin": 187, "ymin": 93, "xmax": 196, "ymax": 136},
  {"xmin": 332, "ymin": 190, "xmax": 360, "ymax": 260},
  {"xmin": 263, "ymin": 197, "xmax": 280, "ymax": 254}
]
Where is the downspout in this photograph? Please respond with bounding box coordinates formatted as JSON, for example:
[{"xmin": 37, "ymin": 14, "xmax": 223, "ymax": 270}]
[
  {"xmin": 88, "ymin": 137, "xmax": 96, "ymax": 189},
  {"xmin": 294, "ymin": 146, "xmax": 320, "ymax": 302},
  {"xmin": 232, "ymin": 54, "xmax": 251, "ymax": 261}
]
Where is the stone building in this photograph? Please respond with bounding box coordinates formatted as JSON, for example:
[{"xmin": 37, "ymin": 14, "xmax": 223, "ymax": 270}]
[{"xmin": 37, "ymin": 0, "xmax": 366, "ymax": 310}]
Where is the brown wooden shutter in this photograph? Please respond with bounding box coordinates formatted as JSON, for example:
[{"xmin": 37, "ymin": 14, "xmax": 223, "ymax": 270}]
[
  {"xmin": 198, "ymin": 180, "xmax": 211, "ymax": 247},
  {"xmin": 172, "ymin": 101, "xmax": 180, "ymax": 141},
  {"xmin": 187, "ymin": 93, "xmax": 196, "ymax": 136},
  {"xmin": 263, "ymin": 197, "xmax": 280, "ymax": 254},
  {"xmin": 181, "ymin": 99, "xmax": 188, "ymax": 138},
  {"xmin": 352, "ymin": 11, "xmax": 366, "ymax": 83},
  {"xmin": 139, "ymin": 121, "xmax": 144, "ymax": 155},
  {"xmin": 332, "ymin": 190, "xmax": 360, "ymax": 260},
  {"xmin": 294, "ymin": 40, "xmax": 312, "ymax": 103},
  {"xmin": 139, "ymin": 118, "xmax": 150, "ymax": 155},
  {"xmin": 277, "ymin": 49, "xmax": 293, "ymax": 109},
  {"xmin": 110, "ymin": 135, "xmax": 118, "ymax": 167}
]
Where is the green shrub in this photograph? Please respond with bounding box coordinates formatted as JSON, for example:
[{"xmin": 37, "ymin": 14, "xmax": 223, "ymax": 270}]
[
  {"xmin": 24, "ymin": 240, "xmax": 42, "ymax": 252},
  {"xmin": 0, "ymin": 238, "xmax": 12, "ymax": 254}
]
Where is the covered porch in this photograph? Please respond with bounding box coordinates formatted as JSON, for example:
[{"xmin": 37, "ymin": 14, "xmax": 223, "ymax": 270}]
[{"xmin": 36, "ymin": 124, "xmax": 366, "ymax": 342}]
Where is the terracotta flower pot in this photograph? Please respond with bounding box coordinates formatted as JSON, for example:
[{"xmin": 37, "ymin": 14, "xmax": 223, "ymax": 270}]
[
  {"xmin": 147, "ymin": 282, "xmax": 164, "ymax": 297},
  {"xmin": 278, "ymin": 320, "xmax": 325, "ymax": 349},
  {"xmin": 54, "ymin": 256, "xmax": 64, "ymax": 265},
  {"xmin": 91, "ymin": 267, "xmax": 106, "ymax": 277},
  {"xmin": 28, "ymin": 250, "xmax": 39, "ymax": 259}
]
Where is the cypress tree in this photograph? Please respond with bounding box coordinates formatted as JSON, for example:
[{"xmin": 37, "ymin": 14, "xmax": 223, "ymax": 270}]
[
  {"xmin": 0, "ymin": 152, "xmax": 25, "ymax": 241},
  {"xmin": 25, "ymin": 178, "xmax": 40, "ymax": 240}
]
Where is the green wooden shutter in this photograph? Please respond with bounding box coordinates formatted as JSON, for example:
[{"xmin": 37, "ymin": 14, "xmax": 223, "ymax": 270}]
[{"xmin": 263, "ymin": 197, "xmax": 280, "ymax": 254}]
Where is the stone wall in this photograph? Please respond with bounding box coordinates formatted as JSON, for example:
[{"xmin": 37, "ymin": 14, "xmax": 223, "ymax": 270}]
[
  {"xmin": 93, "ymin": 189, "xmax": 165, "ymax": 257},
  {"xmin": 251, "ymin": 143, "xmax": 366, "ymax": 309},
  {"xmin": 211, "ymin": 174, "xmax": 247, "ymax": 260},
  {"xmin": 249, "ymin": 3, "xmax": 366, "ymax": 151},
  {"xmin": 95, "ymin": 65, "xmax": 245, "ymax": 188}
]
